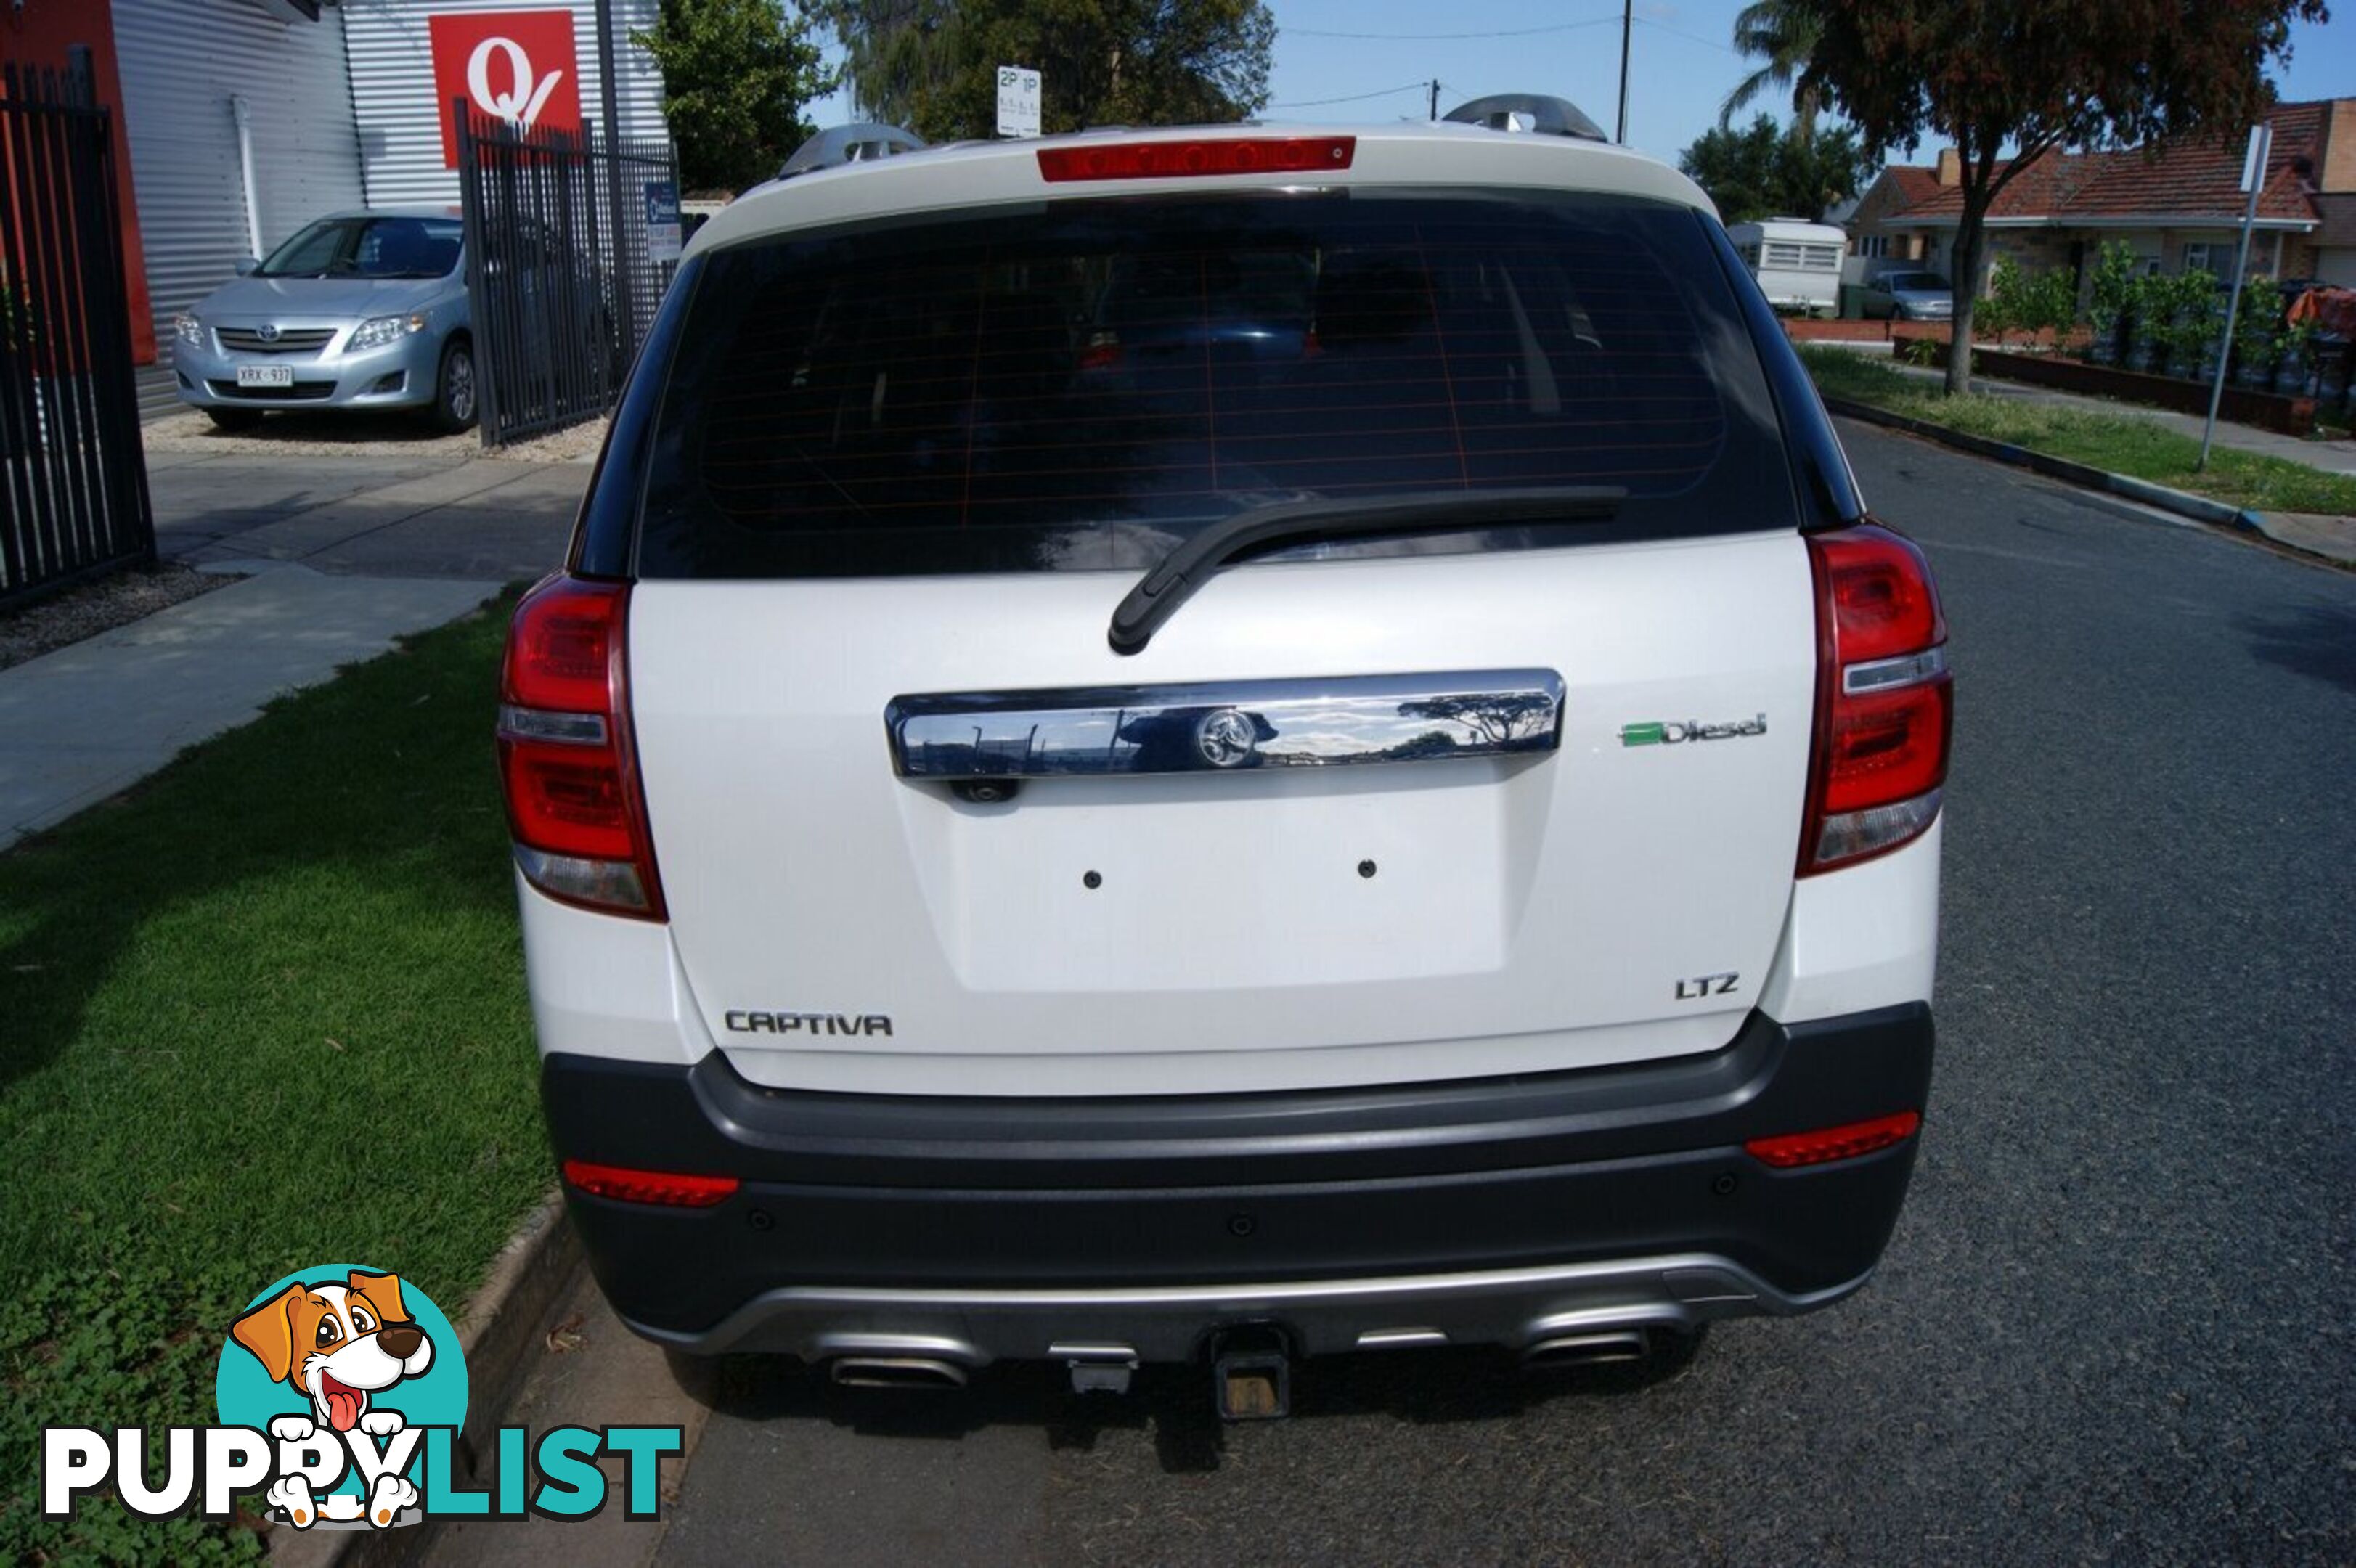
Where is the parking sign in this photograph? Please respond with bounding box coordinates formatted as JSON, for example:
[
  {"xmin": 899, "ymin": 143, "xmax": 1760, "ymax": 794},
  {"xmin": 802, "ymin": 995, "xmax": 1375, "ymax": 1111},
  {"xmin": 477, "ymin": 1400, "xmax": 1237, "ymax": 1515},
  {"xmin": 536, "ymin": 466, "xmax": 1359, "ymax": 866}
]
[
  {"xmin": 643, "ymin": 180, "xmax": 681, "ymax": 264},
  {"xmin": 996, "ymin": 66, "xmax": 1042, "ymax": 139}
]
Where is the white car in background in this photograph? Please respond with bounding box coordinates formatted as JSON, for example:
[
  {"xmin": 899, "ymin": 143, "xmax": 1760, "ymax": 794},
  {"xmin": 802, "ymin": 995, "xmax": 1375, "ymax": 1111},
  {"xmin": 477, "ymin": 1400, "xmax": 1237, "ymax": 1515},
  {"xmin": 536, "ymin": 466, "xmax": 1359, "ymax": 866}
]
[{"xmin": 501, "ymin": 99, "xmax": 1950, "ymax": 1416}]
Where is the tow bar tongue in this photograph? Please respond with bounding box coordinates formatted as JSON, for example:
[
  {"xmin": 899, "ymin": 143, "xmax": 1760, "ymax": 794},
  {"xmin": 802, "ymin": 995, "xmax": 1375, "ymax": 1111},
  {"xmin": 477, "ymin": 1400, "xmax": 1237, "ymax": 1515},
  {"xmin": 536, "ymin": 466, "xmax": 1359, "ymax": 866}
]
[{"xmin": 1210, "ymin": 1326, "xmax": 1292, "ymax": 1421}]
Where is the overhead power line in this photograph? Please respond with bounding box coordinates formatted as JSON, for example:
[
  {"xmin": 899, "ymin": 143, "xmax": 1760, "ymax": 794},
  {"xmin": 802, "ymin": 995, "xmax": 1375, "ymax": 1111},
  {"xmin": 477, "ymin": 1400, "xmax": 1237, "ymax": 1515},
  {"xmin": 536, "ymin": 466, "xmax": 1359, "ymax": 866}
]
[
  {"xmin": 1286, "ymin": 17, "xmax": 1620, "ymax": 41},
  {"xmin": 1269, "ymin": 81, "xmax": 1435, "ymax": 109},
  {"xmin": 1633, "ymin": 15, "xmax": 1740, "ymax": 54}
]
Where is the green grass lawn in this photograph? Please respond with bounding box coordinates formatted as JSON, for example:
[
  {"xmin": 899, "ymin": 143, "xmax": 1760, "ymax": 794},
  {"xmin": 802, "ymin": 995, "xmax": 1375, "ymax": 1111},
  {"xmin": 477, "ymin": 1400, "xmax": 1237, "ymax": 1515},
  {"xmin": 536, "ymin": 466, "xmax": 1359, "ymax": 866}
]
[
  {"xmin": 0, "ymin": 593, "xmax": 544, "ymax": 1564},
  {"xmin": 1798, "ymin": 346, "xmax": 2356, "ymax": 518}
]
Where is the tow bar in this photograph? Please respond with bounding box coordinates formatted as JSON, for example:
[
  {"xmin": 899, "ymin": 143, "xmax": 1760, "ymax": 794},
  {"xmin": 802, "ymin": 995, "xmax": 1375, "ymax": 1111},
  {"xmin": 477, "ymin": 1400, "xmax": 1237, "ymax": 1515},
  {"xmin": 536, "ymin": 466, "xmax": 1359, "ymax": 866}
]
[{"xmin": 1210, "ymin": 1326, "xmax": 1292, "ymax": 1421}]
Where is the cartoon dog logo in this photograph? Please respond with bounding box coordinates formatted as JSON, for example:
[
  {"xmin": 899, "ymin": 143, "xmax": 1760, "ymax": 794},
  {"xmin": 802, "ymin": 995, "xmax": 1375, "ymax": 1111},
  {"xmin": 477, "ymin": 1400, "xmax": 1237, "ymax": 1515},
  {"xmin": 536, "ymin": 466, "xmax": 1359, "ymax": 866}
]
[{"xmin": 232, "ymin": 1270, "xmax": 431, "ymax": 1528}]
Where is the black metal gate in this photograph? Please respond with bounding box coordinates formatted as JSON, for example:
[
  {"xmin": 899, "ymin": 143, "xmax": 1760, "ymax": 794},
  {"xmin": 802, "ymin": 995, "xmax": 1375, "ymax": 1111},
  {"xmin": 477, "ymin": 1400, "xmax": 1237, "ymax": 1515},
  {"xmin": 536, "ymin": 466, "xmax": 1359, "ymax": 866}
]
[
  {"xmin": 455, "ymin": 105, "xmax": 679, "ymax": 446},
  {"xmin": 0, "ymin": 54, "xmax": 155, "ymax": 608}
]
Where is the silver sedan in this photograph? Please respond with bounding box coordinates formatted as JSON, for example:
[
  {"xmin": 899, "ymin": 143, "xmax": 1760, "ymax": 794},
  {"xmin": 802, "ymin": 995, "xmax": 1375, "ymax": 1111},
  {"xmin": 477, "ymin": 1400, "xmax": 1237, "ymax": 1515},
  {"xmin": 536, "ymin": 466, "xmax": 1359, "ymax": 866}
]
[
  {"xmin": 171, "ymin": 208, "xmax": 476, "ymax": 432},
  {"xmin": 1862, "ymin": 270, "xmax": 1955, "ymax": 322}
]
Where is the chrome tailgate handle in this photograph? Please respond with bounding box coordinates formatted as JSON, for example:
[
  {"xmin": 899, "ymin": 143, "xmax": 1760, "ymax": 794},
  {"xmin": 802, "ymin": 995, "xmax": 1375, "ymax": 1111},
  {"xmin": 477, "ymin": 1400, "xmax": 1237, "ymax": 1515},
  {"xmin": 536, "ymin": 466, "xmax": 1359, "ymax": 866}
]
[{"xmin": 886, "ymin": 670, "xmax": 1564, "ymax": 779}]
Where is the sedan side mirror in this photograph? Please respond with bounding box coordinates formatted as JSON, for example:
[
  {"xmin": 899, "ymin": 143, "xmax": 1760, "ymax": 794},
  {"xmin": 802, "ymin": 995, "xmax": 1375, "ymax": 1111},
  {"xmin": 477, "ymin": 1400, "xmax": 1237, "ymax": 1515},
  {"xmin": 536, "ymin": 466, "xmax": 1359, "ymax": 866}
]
[{"xmin": 233, "ymin": 256, "xmax": 260, "ymax": 277}]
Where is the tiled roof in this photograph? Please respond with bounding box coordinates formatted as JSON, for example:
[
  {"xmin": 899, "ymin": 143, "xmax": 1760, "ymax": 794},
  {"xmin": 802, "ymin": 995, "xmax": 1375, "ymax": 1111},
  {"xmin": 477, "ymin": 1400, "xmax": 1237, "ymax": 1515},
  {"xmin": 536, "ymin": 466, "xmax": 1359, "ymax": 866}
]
[
  {"xmin": 1864, "ymin": 99, "xmax": 2334, "ymax": 227},
  {"xmin": 1881, "ymin": 166, "xmax": 1945, "ymax": 208}
]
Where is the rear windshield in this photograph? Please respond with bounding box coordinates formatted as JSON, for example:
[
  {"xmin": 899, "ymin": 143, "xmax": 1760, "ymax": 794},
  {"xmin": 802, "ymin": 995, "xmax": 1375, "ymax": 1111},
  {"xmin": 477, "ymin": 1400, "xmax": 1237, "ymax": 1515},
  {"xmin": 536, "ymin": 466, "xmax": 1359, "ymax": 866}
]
[{"xmin": 637, "ymin": 189, "xmax": 1795, "ymax": 577}]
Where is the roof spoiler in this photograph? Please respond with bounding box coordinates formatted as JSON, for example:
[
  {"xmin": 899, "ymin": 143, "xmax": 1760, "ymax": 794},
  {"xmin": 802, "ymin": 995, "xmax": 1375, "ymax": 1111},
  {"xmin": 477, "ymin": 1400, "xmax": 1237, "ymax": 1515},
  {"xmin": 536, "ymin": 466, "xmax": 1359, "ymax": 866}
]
[
  {"xmin": 1442, "ymin": 94, "xmax": 1607, "ymax": 144},
  {"xmin": 778, "ymin": 122, "xmax": 926, "ymax": 180}
]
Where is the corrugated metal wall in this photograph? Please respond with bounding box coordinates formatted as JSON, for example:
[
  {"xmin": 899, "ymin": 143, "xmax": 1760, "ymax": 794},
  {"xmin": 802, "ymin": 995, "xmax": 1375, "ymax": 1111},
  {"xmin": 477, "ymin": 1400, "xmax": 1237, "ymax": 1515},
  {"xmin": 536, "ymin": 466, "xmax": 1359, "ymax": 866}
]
[
  {"xmin": 110, "ymin": 0, "xmax": 367, "ymax": 412},
  {"xmin": 341, "ymin": 0, "xmax": 669, "ymax": 208}
]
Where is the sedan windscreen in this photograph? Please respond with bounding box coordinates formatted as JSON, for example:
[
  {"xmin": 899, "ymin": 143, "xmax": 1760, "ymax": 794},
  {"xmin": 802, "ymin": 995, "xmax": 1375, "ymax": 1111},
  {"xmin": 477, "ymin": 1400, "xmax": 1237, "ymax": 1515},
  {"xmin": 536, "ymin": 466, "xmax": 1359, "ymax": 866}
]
[
  {"xmin": 258, "ymin": 216, "xmax": 462, "ymax": 280},
  {"xmin": 637, "ymin": 189, "xmax": 1798, "ymax": 577}
]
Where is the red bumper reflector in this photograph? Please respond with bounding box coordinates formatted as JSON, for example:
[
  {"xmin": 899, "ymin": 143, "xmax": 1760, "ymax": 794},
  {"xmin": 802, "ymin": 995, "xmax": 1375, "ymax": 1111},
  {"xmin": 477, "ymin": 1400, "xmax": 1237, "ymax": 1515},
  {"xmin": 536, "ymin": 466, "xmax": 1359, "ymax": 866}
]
[
  {"xmin": 1745, "ymin": 1111, "xmax": 1922, "ymax": 1169},
  {"xmin": 1038, "ymin": 136, "xmax": 1356, "ymax": 182},
  {"xmin": 562, "ymin": 1159, "xmax": 739, "ymax": 1207}
]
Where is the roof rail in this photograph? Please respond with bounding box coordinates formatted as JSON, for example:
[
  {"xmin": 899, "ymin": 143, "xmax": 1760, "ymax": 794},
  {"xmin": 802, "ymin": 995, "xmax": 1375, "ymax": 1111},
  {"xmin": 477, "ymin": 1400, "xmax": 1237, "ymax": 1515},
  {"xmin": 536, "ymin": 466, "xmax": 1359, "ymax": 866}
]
[
  {"xmin": 1441, "ymin": 94, "xmax": 1607, "ymax": 144},
  {"xmin": 778, "ymin": 122, "xmax": 926, "ymax": 180}
]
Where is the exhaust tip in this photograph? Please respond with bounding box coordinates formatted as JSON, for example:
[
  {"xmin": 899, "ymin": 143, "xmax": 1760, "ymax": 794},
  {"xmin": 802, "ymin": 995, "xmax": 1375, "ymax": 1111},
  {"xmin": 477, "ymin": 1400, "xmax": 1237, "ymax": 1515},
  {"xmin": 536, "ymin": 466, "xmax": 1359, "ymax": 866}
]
[
  {"xmin": 829, "ymin": 1356, "xmax": 969, "ymax": 1390},
  {"xmin": 1521, "ymin": 1329, "xmax": 1650, "ymax": 1371}
]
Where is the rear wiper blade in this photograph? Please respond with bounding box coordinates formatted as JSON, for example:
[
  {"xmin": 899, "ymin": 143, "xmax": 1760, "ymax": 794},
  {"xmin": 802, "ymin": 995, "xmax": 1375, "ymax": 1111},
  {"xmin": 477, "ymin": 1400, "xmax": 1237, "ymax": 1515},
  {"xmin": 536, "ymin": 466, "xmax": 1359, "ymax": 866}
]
[{"xmin": 1107, "ymin": 486, "xmax": 1625, "ymax": 655}]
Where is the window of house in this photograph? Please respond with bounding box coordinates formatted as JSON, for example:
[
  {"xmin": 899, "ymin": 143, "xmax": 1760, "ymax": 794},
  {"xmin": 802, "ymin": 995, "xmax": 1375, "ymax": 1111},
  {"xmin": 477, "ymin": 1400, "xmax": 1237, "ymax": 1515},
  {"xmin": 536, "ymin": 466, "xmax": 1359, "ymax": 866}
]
[{"xmin": 2182, "ymin": 242, "xmax": 2217, "ymax": 274}]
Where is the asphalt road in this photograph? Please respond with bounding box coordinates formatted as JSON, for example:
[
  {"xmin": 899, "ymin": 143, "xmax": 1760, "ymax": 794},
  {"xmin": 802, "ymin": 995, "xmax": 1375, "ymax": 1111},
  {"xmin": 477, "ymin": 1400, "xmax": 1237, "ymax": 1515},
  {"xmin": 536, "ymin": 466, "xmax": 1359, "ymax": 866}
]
[{"xmin": 644, "ymin": 422, "xmax": 2356, "ymax": 1565}]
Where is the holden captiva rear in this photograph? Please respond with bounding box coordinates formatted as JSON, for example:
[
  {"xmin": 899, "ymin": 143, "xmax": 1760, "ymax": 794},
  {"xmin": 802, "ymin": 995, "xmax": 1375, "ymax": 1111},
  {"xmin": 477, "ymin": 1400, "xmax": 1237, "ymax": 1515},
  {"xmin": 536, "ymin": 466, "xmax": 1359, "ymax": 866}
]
[{"xmin": 510, "ymin": 97, "xmax": 1946, "ymax": 1410}]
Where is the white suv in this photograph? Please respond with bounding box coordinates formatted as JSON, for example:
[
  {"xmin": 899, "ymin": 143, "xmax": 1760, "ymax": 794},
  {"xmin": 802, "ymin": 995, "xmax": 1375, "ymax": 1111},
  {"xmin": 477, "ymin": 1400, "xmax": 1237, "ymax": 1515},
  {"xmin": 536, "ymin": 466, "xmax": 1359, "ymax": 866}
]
[{"xmin": 500, "ymin": 104, "xmax": 1949, "ymax": 1411}]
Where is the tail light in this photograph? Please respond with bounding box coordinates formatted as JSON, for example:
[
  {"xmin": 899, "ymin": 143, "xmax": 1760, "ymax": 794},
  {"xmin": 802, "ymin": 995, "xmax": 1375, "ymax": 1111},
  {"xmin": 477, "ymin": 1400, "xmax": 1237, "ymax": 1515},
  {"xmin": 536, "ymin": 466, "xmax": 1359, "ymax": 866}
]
[
  {"xmin": 497, "ymin": 575, "xmax": 667, "ymax": 919},
  {"xmin": 562, "ymin": 1159, "xmax": 737, "ymax": 1206},
  {"xmin": 1799, "ymin": 525, "xmax": 1952, "ymax": 874},
  {"xmin": 1038, "ymin": 135, "xmax": 1355, "ymax": 182},
  {"xmin": 1745, "ymin": 1111, "xmax": 1922, "ymax": 1169}
]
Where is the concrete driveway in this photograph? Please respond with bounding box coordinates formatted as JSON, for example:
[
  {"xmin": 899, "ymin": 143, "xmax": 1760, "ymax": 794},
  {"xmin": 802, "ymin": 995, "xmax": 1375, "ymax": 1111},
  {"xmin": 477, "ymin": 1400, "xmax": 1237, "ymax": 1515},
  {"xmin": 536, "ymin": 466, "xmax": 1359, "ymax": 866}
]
[{"xmin": 147, "ymin": 447, "xmax": 587, "ymax": 581}]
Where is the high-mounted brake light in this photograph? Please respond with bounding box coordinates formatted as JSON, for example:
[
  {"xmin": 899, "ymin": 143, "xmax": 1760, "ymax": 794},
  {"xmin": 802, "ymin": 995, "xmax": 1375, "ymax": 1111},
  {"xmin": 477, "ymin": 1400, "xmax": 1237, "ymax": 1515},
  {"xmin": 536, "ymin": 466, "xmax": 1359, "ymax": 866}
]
[
  {"xmin": 1037, "ymin": 136, "xmax": 1355, "ymax": 183},
  {"xmin": 1799, "ymin": 526, "xmax": 1952, "ymax": 874},
  {"xmin": 1745, "ymin": 1111, "xmax": 1922, "ymax": 1169},
  {"xmin": 562, "ymin": 1159, "xmax": 738, "ymax": 1207},
  {"xmin": 497, "ymin": 575, "xmax": 667, "ymax": 919}
]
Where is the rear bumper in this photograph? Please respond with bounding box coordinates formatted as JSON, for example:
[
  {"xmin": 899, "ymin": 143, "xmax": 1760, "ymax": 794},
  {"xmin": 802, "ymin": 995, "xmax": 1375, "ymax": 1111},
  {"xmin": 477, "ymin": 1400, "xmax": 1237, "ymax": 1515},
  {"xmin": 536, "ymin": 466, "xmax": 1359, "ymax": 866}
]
[{"xmin": 544, "ymin": 1003, "xmax": 1933, "ymax": 1362}]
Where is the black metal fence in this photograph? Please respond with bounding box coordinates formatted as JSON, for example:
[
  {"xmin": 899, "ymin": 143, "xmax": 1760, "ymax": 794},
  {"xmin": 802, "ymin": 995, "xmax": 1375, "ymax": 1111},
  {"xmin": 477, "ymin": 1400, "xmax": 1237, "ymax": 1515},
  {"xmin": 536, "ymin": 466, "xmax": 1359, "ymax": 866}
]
[
  {"xmin": 0, "ymin": 54, "xmax": 155, "ymax": 608},
  {"xmin": 455, "ymin": 105, "xmax": 680, "ymax": 446}
]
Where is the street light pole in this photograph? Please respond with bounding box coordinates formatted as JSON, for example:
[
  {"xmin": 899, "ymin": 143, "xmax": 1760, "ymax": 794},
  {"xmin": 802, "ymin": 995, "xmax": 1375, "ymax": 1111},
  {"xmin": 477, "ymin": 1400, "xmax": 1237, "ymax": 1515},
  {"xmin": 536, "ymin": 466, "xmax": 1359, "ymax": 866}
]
[
  {"xmin": 2199, "ymin": 122, "xmax": 2271, "ymax": 473},
  {"xmin": 1615, "ymin": 0, "xmax": 1632, "ymax": 144}
]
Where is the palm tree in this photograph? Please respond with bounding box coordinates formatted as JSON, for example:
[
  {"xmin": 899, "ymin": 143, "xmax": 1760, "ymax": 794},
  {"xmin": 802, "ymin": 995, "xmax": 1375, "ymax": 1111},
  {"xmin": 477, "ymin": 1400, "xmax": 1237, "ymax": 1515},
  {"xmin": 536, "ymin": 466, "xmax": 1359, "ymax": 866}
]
[{"xmin": 1721, "ymin": 0, "xmax": 1825, "ymax": 139}]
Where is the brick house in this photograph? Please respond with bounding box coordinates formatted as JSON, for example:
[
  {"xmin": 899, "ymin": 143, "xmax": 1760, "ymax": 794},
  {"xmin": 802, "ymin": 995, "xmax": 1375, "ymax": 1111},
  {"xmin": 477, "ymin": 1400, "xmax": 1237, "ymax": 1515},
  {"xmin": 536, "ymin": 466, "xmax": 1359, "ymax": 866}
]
[{"xmin": 1848, "ymin": 97, "xmax": 2356, "ymax": 296}]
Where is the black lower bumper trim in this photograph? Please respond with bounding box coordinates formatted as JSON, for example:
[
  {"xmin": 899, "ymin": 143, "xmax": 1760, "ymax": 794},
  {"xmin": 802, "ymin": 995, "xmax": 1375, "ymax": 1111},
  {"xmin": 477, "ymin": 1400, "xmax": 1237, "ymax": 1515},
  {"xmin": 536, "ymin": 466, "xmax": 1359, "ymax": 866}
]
[{"xmin": 543, "ymin": 1005, "xmax": 1933, "ymax": 1338}]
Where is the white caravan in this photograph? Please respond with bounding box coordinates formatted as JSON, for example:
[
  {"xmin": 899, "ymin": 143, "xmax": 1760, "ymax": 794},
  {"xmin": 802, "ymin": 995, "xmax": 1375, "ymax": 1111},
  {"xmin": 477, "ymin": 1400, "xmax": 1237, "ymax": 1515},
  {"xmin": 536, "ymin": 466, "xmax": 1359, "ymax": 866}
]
[{"xmin": 1728, "ymin": 218, "xmax": 1848, "ymax": 316}]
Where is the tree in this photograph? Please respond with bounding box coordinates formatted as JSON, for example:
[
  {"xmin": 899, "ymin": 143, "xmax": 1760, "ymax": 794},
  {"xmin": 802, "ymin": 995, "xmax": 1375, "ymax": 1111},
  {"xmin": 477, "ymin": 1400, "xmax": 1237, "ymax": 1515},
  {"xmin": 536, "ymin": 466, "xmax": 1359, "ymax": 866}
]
[
  {"xmin": 634, "ymin": 0, "xmax": 836, "ymax": 192},
  {"xmin": 1721, "ymin": 0, "xmax": 1825, "ymax": 139},
  {"xmin": 818, "ymin": 0, "xmax": 1276, "ymax": 142},
  {"xmin": 1796, "ymin": 0, "xmax": 2328, "ymax": 394},
  {"xmin": 1678, "ymin": 115, "xmax": 1867, "ymax": 224},
  {"xmin": 820, "ymin": 1, "xmax": 954, "ymax": 125},
  {"xmin": 1395, "ymin": 694, "xmax": 1556, "ymax": 745}
]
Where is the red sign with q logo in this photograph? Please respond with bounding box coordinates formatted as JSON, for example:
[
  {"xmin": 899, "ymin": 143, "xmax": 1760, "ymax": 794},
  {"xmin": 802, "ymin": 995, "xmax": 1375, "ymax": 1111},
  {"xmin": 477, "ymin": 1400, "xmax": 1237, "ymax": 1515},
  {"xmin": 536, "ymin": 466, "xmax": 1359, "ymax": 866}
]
[{"xmin": 429, "ymin": 9, "xmax": 586, "ymax": 167}]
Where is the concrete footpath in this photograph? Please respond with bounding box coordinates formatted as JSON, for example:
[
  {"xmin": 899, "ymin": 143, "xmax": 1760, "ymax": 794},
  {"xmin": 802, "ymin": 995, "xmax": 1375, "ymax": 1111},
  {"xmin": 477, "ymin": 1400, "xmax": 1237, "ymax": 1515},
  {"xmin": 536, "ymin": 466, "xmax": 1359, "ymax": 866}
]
[
  {"xmin": 0, "ymin": 565, "xmax": 498, "ymax": 849},
  {"xmin": 4, "ymin": 445, "xmax": 585, "ymax": 850}
]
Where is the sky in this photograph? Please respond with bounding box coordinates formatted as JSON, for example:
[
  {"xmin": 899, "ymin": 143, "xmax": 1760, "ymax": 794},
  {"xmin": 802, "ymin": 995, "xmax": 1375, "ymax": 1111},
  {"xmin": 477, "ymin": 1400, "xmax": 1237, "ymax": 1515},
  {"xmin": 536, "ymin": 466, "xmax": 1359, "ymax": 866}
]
[{"xmin": 803, "ymin": 1, "xmax": 2354, "ymax": 171}]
